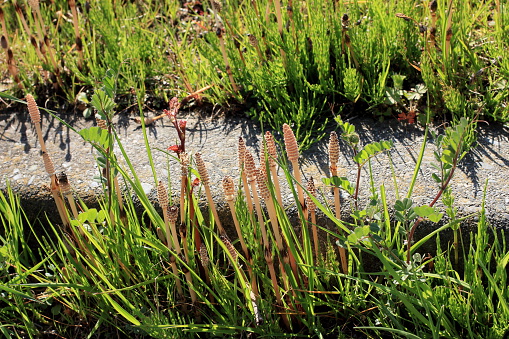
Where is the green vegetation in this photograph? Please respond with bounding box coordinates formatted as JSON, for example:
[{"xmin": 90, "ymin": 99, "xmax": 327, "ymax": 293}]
[
  {"xmin": 1, "ymin": 1, "xmax": 509, "ymax": 337},
  {"xmin": 1, "ymin": 73, "xmax": 508, "ymax": 337},
  {"xmin": 0, "ymin": 0, "xmax": 508, "ymax": 148}
]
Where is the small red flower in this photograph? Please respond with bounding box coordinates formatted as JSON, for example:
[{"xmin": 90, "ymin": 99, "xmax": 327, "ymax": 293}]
[
  {"xmin": 192, "ymin": 178, "xmax": 200, "ymax": 187},
  {"xmin": 168, "ymin": 145, "xmax": 183, "ymax": 154},
  {"xmin": 398, "ymin": 111, "xmax": 416, "ymax": 124}
]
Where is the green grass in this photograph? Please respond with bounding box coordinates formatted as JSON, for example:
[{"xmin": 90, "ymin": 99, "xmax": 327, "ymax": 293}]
[
  {"xmin": 0, "ymin": 79, "xmax": 508, "ymax": 338},
  {"xmin": 0, "ymin": 0, "xmax": 508, "ymax": 149}
]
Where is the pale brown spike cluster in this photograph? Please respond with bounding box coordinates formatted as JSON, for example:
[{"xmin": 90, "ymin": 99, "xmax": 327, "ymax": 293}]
[
  {"xmin": 58, "ymin": 172, "xmax": 71, "ymax": 195},
  {"xmin": 28, "ymin": 0, "xmax": 39, "ymax": 9},
  {"xmin": 211, "ymin": 0, "xmax": 222, "ymax": 12},
  {"xmin": 26, "ymin": 94, "xmax": 41, "ymax": 124},
  {"xmin": 305, "ymin": 177, "xmax": 317, "ymax": 212},
  {"xmin": 220, "ymin": 234, "xmax": 238, "ymax": 263},
  {"xmin": 42, "ymin": 151, "xmax": 55, "ymax": 176},
  {"xmin": 244, "ymin": 150, "xmax": 257, "ymax": 182},
  {"xmin": 195, "ymin": 152, "xmax": 209, "ymax": 185},
  {"xmin": 168, "ymin": 205, "xmax": 179, "ymax": 224},
  {"xmin": 238, "ymin": 137, "xmax": 246, "ymax": 169},
  {"xmin": 329, "ymin": 131, "xmax": 340, "ymax": 166},
  {"xmin": 199, "ymin": 244, "xmax": 210, "ymax": 266},
  {"xmin": 96, "ymin": 118, "xmax": 107, "ymax": 130},
  {"xmin": 256, "ymin": 167, "xmax": 270, "ymax": 200},
  {"xmin": 180, "ymin": 153, "xmax": 189, "ymax": 176},
  {"xmin": 248, "ymin": 34, "xmax": 258, "ymax": 47},
  {"xmin": 222, "ymin": 176, "xmax": 235, "ymax": 201},
  {"xmin": 157, "ymin": 181, "xmax": 168, "ymax": 208},
  {"xmin": 265, "ymin": 131, "xmax": 277, "ymax": 166},
  {"xmin": 283, "ymin": 123, "xmax": 299, "ymax": 162}
]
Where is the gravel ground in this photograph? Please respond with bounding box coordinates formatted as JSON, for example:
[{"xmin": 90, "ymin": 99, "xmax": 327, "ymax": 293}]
[{"xmin": 1, "ymin": 108, "xmax": 508, "ymax": 257}]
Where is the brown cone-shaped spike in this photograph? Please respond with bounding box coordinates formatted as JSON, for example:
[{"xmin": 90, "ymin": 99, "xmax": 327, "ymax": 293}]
[
  {"xmin": 26, "ymin": 94, "xmax": 41, "ymax": 124},
  {"xmin": 222, "ymin": 176, "xmax": 235, "ymax": 201},
  {"xmin": 238, "ymin": 137, "xmax": 246, "ymax": 169},
  {"xmin": 248, "ymin": 34, "xmax": 258, "ymax": 47},
  {"xmin": 96, "ymin": 118, "xmax": 107, "ymax": 130},
  {"xmin": 305, "ymin": 177, "xmax": 316, "ymax": 212},
  {"xmin": 199, "ymin": 244, "xmax": 210, "ymax": 266},
  {"xmin": 244, "ymin": 150, "xmax": 257, "ymax": 182},
  {"xmin": 157, "ymin": 181, "xmax": 168, "ymax": 208},
  {"xmin": 283, "ymin": 123, "xmax": 299, "ymax": 162},
  {"xmin": 168, "ymin": 205, "xmax": 178, "ymax": 224},
  {"xmin": 58, "ymin": 172, "xmax": 71, "ymax": 195},
  {"xmin": 265, "ymin": 131, "xmax": 277, "ymax": 166},
  {"xmin": 221, "ymin": 234, "xmax": 238, "ymax": 262},
  {"xmin": 195, "ymin": 152, "xmax": 209, "ymax": 185},
  {"xmin": 42, "ymin": 151, "xmax": 55, "ymax": 176},
  {"xmin": 329, "ymin": 131, "xmax": 339, "ymax": 166},
  {"xmin": 256, "ymin": 167, "xmax": 270, "ymax": 200},
  {"xmin": 180, "ymin": 153, "xmax": 189, "ymax": 176},
  {"xmin": 211, "ymin": 0, "xmax": 222, "ymax": 12},
  {"xmin": 28, "ymin": 0, "xmax": 39, "ymax": 9}
]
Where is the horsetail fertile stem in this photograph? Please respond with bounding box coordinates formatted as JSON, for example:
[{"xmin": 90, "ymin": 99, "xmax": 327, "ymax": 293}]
[
  {"xmin": 238, "ymin": 137, "xmax": 254, "ymax": 215},
  {"xmin": 222, "ymin": 176, "xmax": 249, "ymax": 259},
  {"xmin": 27, "ymin": 94, "xmax": 69, "ymax": 227},
  {"xmin": 283, "ymin": 124, "xmax": 304, "ymax": 208},
  {"xmin": 58, "ymin": 172, "xmax": 79, "ymax": 220},
  {"xmin": 179, "ymin": 153, "xmax": 189, "ymax": 223},
  {"xmin": 223, "ymin": 176, "xmax": 259, "ymax": 296},
  {"xmin": 195, "ymin": 152, "xmax": 225, "ymax": 234},
  {"xmin": 67, "ymin": 0, "xmax": 83, "ymax": 70},
  {"xmin": 329, "ymin": 131, "xmax": 347, "ymax": 273},
  {"xmin": 305, "ymin": 177, "xmax": 318, "ymax": 260},
  {"xmin": 173, "ymin": 205, "xmax": 197, "ymax": 306},
  {"xmin": 264, "ymin": 131, "xmax": 283, "ymax": 208},
  {"xmin": 244, "ymin": 149, "xmax": 269, "ymax": 248},
  {"xmin": 157, "ymin": 188, "xmax": 185, "ymax": 304}
]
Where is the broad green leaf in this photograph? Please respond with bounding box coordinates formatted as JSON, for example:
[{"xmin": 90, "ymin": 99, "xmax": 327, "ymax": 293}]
[
  {"xmin": 322, "ymin": 176, "xmax": 355, "ymax": 195},
  {"xmin": 431, "ymin": 173, "xmax": 441, "ymax": 183},
  {"xmin": 413, "ymin": 205, "xmax": 434, "ymax": 217},
  {"xmin": 79, "ymin": 127, "xmax": 111, "ymax": 148},
  {"xmin": 428, "ymin": 212, "xmax": 443, "ymax": 223},
  {"xmin": 395, "ymin": 198, "xmax": 413, "ymax": 211},
  {"xmin": 353, "ymin": 140, "xmax": 393, "ymax": 164}
]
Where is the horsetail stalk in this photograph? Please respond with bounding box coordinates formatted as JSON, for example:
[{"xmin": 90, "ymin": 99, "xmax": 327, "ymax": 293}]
[
  {"xmin": 157, "ymin": 186, "xmax": 186, "ymax": 305},
  {"xmin": 195, "ymin": 152, "xmax": 225, "ymax": 234},
  {"xmin": 264, "ymin": 131, "xmax": 283, "ymax": 208},
  {"xmin": 283, "ymin": 124, "xmax": 304, "ymax": 209},
  {"xmin": 222, "ymin": 176, "xmax": 259, "ymax": 296},
  {"xmin": 238, "ymin": 137, "xmax": 254, "ymax": 215},
  {"xmin": 175, "ymin": 206, "xmax": 197, "ymax": 306},
  {"xmin": 58, "ymin": 172, "xmax": 79, "ymax": 221},
  {"xmin": 67, "ymin": 0, "xmax": 83, "ymax": 70},
  {"xmin": 305, "ymin": 177, "xmax": 319, "ymax": 260},
  {"xmin": 179, "ymin": 153, "xmax": 189, "ymax": 223},
  {"xmin": 244, "ymin": 149, "xmax": 269, "ymax": 248},
  {"xmin": 329, "ymin": 131, "xmax": 348, "ymax": 273},
  {"xmin": 27, "ymin": 94, "xmax": 68, "ymax": 227},
  {"xmin": 222, "ymin": 176, "xmax": 249, "ymax": 259}
]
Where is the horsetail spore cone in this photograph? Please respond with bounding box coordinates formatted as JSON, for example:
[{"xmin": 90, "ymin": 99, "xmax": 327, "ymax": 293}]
[
  {"xmin": 195, "ymin": 152, "xmax": 224, "ymax": 234},
  {"xmin": 283, "ymin": 123, "xmax": 304, "ymax": 208}
]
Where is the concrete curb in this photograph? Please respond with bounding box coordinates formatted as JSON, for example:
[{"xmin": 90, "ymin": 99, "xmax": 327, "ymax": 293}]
[{"xmin": 1, "ymin": 109, "xmax": 508, "ymax": 261}]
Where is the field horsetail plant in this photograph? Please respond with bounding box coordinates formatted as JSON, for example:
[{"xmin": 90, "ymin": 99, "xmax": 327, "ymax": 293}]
[{"xmin": 5, "ymin": 66, "xmax": 508, "ymax": 338}]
